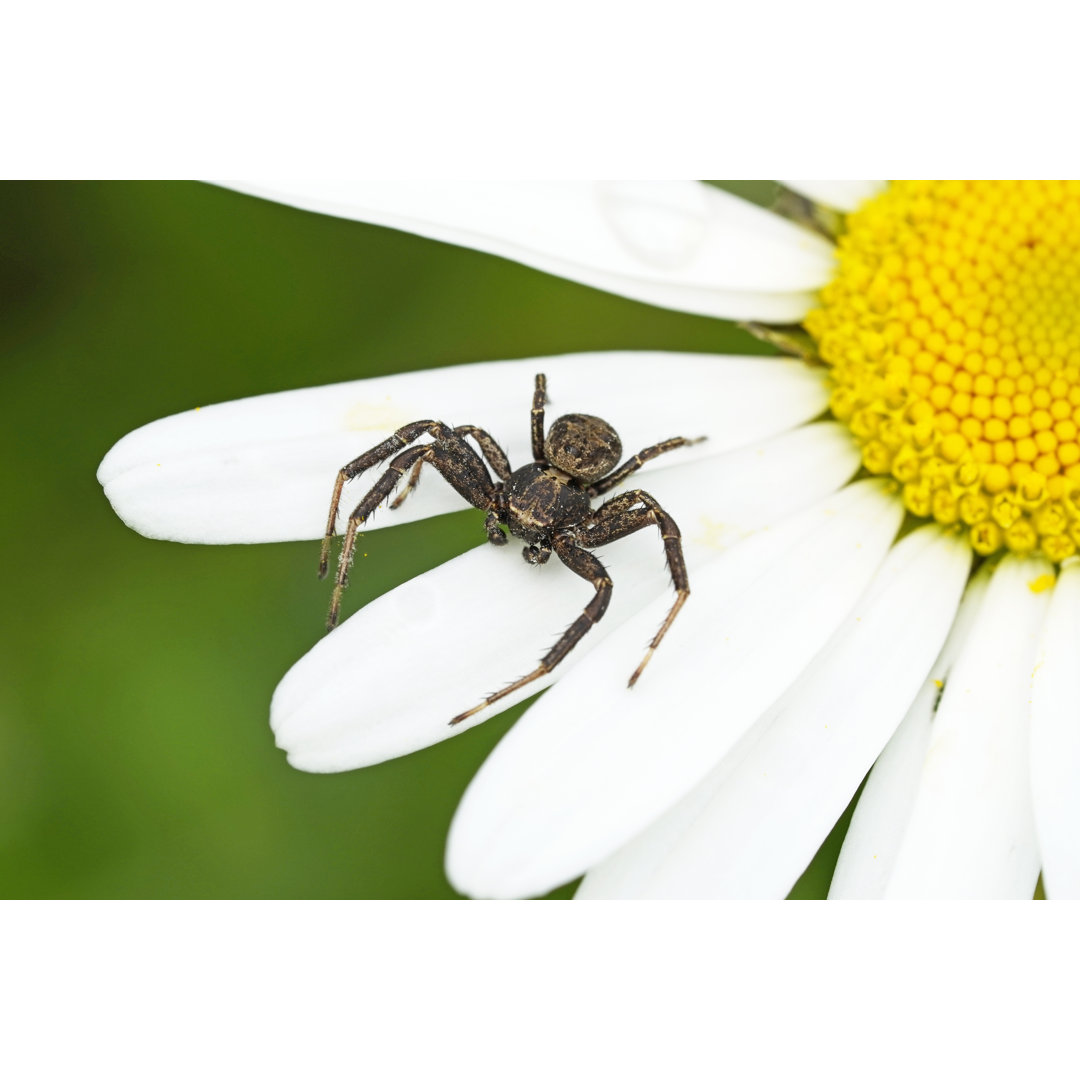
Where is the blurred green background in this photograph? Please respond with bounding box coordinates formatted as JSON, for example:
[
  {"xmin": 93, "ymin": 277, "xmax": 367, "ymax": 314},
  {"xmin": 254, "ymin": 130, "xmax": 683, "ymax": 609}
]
[{"xmin": 0, "ymin": 181, "xmax": 852, "ymax": 898}]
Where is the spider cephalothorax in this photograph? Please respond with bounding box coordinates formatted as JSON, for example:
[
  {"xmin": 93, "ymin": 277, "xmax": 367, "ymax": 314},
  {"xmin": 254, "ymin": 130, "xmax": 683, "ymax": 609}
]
[{"xmin": 319, "ymin": 374, "xmax": 702, "ymax": 725}]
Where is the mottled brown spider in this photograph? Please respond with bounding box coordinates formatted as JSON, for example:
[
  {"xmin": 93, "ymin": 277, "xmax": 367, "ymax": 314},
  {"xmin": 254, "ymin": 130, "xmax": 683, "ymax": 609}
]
[{"xmin": 319, "ymin": 374, "xmax": 703, "ymax": 725}]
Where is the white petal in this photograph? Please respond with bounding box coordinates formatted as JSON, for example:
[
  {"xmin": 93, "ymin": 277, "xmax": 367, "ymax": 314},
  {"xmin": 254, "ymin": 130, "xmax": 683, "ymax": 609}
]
[
  {"xmin": 218, "ymin": 181, "xmax": 835, "ymax": 321},
  {"xmin": 827, "ymin": 689, "xmax": 936, "ymax": 899},
  {"xmin": 883, "ymin": 556, "xmax": 1050, "ymax": 899},
  {"xmin": 272, "ymin": 422, "xmax": 859, "ymax": 771},
  {"xmin": 98, "ymin": 353, "xmax": 828, "ymax": 544},
  {"xmin": 828, "ymin": 569, "xmax": 991, "ymax": 899},
  {"xmin": 579, "ymin": 525, "xmax": 970, "ymax": 899},
  {"xmin": 643, "ymin": 422, "xmax": 859, "ymax": 555},
  {"xmin": 779, "ymin": 181, "xmax": 887, "ymax": 213},
  {"xmin": 445, "ymin": 480, "xmax": 903, "ymax": 899},
  {"xmin": 1030, "ymin": 561, "xmax": 1080, "ymax": 898}
]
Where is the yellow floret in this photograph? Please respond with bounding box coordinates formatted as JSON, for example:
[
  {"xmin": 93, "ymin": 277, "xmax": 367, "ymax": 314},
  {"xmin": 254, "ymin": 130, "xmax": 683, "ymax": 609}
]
[{"xmin": 806, "ymin": 180, "xmax": 1080, "ymax": 562}]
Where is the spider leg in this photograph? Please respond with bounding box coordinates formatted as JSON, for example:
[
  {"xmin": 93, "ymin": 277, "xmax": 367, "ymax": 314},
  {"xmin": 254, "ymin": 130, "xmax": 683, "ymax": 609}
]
[
  {"xmin": 583, "ymin": 489, "xmax": 690, "ymax": 687},
  {"xmin": 484, "ymin": 505, "xmax": 508, "ymax": 546},
  {"xmin": 456, "ymin": 426, "xmax": 512, "ymax": 481},
  {"xmin": 531, "ymin": 373, "xmax": 547, "ymax": 462},
  {"xmin": 387, "ymin": 457, "xmax": 425, "ymax": 510},
  {"xmin": 389, "ymin": 424, "xmax": 511, "ymax": 511},
  {"xmin": 320, "ymin": 419, "xmax": 456, "ymax": 578},
  {"xmin": 448, "ymin": 531, "xmax": 611, "ymax": 726},
  {"xmin": 328, "ymin": 443, "xmax": 433, "ymax": 629},
  {"xmin": 588, "ymin": 436, "xmax": 705, "ymax": 498},
  {"xmin": 327, "ymin": 432, "xmax": 501, "ymax": 630}
]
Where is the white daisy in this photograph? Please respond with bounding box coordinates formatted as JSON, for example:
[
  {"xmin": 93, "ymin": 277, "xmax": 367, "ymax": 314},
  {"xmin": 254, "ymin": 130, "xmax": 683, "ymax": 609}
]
[{"xmin": 98, "ymin": 181, "xmax": 1080, "ymax": 899}]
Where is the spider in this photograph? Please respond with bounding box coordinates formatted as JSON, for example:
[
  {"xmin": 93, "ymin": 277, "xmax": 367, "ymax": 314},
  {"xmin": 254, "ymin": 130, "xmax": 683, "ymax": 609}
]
[{"xmin": 318, "ymin": 374, "xmax": 703, "ymax": 726}]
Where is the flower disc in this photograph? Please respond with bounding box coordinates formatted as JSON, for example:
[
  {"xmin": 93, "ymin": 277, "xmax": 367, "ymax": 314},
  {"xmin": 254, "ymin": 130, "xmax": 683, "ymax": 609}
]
[{"xmin": 806, "ymin": 180, "xmax": 1080, "ymax": 560}]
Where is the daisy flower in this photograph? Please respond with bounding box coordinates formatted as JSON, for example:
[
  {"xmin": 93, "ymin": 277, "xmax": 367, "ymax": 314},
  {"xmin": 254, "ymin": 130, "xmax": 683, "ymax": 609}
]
[{"xmin": 98, "ymin": 181, "xmax": 1080, "ymax": 899}]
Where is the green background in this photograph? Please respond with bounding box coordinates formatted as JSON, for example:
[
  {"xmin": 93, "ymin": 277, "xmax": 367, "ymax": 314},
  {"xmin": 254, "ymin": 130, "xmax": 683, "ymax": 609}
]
[{"xmin": 0, "ymin": 181, "xmax": 852, "ymax": 898}]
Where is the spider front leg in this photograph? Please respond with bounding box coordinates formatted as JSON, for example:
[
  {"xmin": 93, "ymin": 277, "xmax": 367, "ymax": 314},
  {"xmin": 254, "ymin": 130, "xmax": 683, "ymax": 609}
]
[
  {"xmin": 320, "ymin": 419, "xmax": 453, "ymax": 578},
  {"xmin": 387, "ymin": 458, "xmax": 425, "ymax": 511},
  {"xmin": 327, "ymin": 425, "xmax": 502, "ymax": 629},
  {"xmin": 328, "ymin": 443, "xmax": 433, "ymax": 629},
  {"xmin": 584, "ymin": 489, "xmax": 690, "ymax": 686},
  {"xmin": 389, "ymin": 425, "xmax": 511, "ymax": 511},
  {"xmin": 484, "ymin": 497, "xmax": 508, "ymax": 546},
  {"xmin": 449, "ymin": 532, "xmax": 610, "ymax": 726}
]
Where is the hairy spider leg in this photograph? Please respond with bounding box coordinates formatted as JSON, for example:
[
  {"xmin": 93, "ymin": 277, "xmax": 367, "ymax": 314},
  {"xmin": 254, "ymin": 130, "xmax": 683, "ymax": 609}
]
[
  {"xmin": 583, "ymin": 489, "xmax": 690, "ymax": 687},
  {"xmin": 327, "ymin": 424, "xmax": 501, "ymax": 629},
  {"xmin": 387, "ymin": 459, "xmax": 425, "ymax": 511},
  {"xmin": 587, "ymin": 435, "xmax": 706, "ymax": 498},
  {"xmin": 484, "ymin": 507, "xmax": 509, "ymax": 546},
  {"xmin": 320, "ymin": 419, "xmax": 456, "ymax": 578},
  {"xmin": 449, "ymin": 532, "xmax": 611, "ymax": 726},
  {"xmin": 531, "ymin": 372, "xmax": 548, "ymax": 461},
  {"xmin": 389, "ymin": 425, "xmax": 512, "ymax": 510},
  {"xmin": 328, "ymin": 443, "xmax": 432, "ymax": 629}
]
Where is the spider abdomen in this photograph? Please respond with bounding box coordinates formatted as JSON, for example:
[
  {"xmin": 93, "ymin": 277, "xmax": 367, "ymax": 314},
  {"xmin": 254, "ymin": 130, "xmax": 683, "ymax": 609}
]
[{"xmin": 504, "ymin": 463, "xmax": 590, "ymax": 544}]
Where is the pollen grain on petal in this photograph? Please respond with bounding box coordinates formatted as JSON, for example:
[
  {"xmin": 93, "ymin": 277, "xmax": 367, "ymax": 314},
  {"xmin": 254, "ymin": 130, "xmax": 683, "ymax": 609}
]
[
  {"xmin": 1029, "ymin": 572, "xmax": 1056, "ymax": 593},
  {"xmin": 806, "ymin": 180, "xmax": 1080, "ymax": 563},
  {"xmin": 345, "ymin": 399, "xmax": 414, "ymax": 432}
]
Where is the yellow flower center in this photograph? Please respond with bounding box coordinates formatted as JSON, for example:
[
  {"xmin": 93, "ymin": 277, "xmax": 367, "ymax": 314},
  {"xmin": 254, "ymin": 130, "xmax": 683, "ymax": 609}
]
[{"xmin": 805, "ymin": 180, "xmax": 1080, "ymax": 561}]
